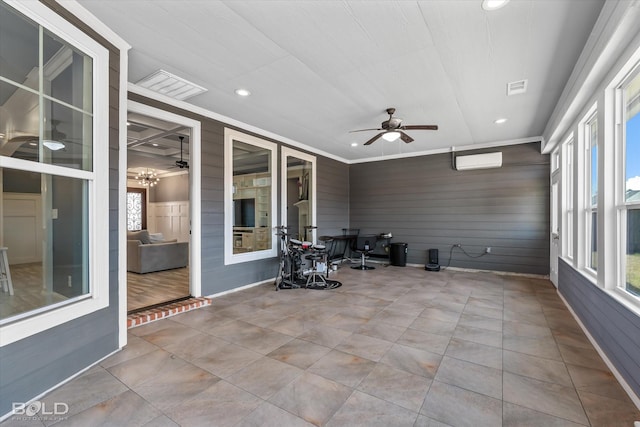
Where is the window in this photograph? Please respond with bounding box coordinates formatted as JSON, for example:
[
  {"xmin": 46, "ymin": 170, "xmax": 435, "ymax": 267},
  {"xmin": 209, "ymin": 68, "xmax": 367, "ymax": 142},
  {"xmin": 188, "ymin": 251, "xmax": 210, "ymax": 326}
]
[
  {"xmin": 620, "ymin": 66, "xmax": 640, "ymax": 297},
  {"xmin": 564, "ymin": 138, "xmax": 574, "ymax": 259},
  {"xmin": 585, "ymin": 114, "xmax": 598, "ymax": 271},
  {"xmin": 0, "ymin": 1, "xmax": 109, "ymax": 345},
  {"xmin": 224, "ymin": 129, "xmax": 277, "ymax": 265},
  {"xmin": 127, "ymin": 188, "xmax": 147, "ymax": 231}
]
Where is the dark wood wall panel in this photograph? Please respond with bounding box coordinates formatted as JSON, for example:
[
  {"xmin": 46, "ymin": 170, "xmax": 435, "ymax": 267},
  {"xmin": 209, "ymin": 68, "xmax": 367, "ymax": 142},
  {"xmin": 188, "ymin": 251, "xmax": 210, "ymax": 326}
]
[
  {"xmin": 316, "ymin": 156, "xmax": 350, "ymax": 236},
  {"xmin": 349, "ymin": 143, "xmax": 550, "ymax": 274},
  {"xmin": 559, "ymin": 259, "xmax": 640, "ymax": 397}
]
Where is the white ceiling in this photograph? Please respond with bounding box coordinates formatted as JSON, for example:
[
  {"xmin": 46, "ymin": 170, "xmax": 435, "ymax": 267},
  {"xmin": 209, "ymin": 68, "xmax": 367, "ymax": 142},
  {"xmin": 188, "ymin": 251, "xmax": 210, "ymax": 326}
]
[{"xmin": 78, "ymin": 0, "xmax": 604, "ymax": 162}]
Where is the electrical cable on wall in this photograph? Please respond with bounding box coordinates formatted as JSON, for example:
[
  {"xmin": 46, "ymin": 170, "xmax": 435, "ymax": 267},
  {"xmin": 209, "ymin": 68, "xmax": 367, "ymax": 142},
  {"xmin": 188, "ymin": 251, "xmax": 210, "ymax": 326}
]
[{"xmin": 441, "ymin": 244, "xmax": 488, "ymax": 270}]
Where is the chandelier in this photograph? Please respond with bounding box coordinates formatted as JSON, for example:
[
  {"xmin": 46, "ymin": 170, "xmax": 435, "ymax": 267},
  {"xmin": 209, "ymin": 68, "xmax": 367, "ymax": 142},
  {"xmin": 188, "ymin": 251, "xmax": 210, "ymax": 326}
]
[{"xmin": 136, "ymin": 169, "xmax": 160, "ymax": 187}]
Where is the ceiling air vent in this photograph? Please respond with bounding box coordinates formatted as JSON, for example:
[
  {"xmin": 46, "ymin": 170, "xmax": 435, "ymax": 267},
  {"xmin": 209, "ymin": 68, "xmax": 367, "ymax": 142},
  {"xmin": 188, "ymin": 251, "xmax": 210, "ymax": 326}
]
[
  {"xmin": 507, "ymin": 79, "xmax": 528, "ymax": 96},
  {"xmin": 135, "ymin": 70, "xmax": 207, "ymax": 101}
]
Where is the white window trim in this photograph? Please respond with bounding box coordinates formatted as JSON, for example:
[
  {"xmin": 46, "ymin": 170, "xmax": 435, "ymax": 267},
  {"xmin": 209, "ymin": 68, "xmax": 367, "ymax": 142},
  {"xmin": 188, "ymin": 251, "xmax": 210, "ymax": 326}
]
[
  {"xmin": 280, "ymin": 147, "xmax": 317, "ymax": 243},
  {"xmin": 224, "ymin": 128, "xmax": 278, "ymax": 265},
  {"xmin": 562, "ymin": 136, "xmax": 574, "ymax": 260},
  {"xmin": 581, "ymin": 109, "xmax": 598, "ymax": 279},
  {"xmin": 0, "ymin": 0, "xmax": 109, "ymax": 346}
]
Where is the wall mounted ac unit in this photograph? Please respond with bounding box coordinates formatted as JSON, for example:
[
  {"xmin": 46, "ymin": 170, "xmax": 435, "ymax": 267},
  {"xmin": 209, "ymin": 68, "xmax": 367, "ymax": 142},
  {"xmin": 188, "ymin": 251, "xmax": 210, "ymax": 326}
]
[{"xmin": 455, "ymin": 152, "xmax": 503, "ymax": 170}]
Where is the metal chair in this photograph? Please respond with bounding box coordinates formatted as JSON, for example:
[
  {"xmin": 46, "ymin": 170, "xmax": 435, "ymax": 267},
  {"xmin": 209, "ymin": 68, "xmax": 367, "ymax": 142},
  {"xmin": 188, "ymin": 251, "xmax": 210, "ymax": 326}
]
[{"xmin": 350, "ymin": 235, "xmax": 378, "ymax": 270}]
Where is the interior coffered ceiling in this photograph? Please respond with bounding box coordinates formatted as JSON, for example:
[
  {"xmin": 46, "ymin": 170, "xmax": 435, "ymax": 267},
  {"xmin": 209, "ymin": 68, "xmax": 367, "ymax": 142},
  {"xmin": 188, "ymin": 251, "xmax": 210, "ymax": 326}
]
[{"xmin": 79, "ymin": 0, "xmax": 605, "ymax": 162}]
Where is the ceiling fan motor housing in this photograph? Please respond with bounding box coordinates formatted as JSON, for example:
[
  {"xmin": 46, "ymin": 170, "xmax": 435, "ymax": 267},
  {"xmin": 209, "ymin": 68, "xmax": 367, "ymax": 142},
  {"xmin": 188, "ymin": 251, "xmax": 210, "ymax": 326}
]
[{"xmin": 382, "ymin": 117, "xmax": 403, "ymax": 130}]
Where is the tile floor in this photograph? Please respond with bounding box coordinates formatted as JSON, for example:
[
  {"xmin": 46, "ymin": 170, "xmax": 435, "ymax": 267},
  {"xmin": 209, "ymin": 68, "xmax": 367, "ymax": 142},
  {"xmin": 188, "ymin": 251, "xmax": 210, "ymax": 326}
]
[{"xmin": 4, "ymin": 266, "xmax": 640, "ymax": 426}]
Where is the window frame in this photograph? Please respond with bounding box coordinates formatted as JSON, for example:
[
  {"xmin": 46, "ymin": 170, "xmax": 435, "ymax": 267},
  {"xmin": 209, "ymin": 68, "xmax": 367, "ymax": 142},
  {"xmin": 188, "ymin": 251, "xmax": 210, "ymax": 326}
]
[
  {"xmin": 616, "ymin": 63, "xmax": 640, "ymax": 297},
  {"xmin": 562, "ymin": 136, "xmax": 574, "ymax": 260},
  {"xmin": 584, "ymin": 111, "xmax": 599, "ymax": 275},
  {"xmin": 224, "ymin": 128, "xmax": 278, "ymax": 265},
  {"xmin": 0, "ymin": 0, "xmax": 110, "ymax": 346}
]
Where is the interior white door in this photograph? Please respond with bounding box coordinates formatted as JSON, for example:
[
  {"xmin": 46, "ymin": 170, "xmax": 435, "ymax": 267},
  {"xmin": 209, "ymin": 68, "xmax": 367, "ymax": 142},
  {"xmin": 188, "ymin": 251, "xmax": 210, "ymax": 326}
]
[{"xmin": 550, "ymin": 173, "xmax": 560, "ymax": 287}]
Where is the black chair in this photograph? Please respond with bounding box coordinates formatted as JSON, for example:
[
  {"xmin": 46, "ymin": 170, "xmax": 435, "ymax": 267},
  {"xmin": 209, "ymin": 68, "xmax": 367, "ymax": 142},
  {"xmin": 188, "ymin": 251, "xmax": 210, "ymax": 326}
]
[{"xmin": 351, "ymin": 234, "xmax": 378, "ymax": 270}]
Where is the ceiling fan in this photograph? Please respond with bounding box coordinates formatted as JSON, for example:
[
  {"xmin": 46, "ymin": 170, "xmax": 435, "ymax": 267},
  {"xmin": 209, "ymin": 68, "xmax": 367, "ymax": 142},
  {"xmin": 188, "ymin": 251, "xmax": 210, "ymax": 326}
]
[
  {"xmin": 171, "ymin": 136, "xmax": 189, "ymax": 169},
  {"xmin": 350, "ymin": 108, "xmax": 438, "ymax": 145}
]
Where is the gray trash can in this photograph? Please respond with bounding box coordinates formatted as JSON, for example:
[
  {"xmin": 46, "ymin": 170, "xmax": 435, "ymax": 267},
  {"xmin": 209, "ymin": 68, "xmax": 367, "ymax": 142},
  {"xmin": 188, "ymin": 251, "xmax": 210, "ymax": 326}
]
[{"xmin": 390, "ymin": 243, "xmax": 408, "ymax": 266}]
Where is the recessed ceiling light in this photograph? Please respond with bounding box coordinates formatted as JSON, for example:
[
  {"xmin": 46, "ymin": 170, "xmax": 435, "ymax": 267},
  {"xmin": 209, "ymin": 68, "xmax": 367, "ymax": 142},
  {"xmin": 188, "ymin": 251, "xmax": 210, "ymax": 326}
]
[
  {"xmin": 152, "ymin": 143, "xmax": 159, "ymax": 147},
  {"xmin": 494, "ymin": 118, "xmax": 508, "ymax": 124},
  {"xmin": 126, "ymin": 122, "xmax": 131, "ymax": 126},
  {"xmin": 482, "ymin": 0, "xmax": 509, "ymax": 11},
  {"xmin": 351, "ymin": 142, "xmax": 358, "ymax": 147},
  {"xmin": 29, "ymin": 142, "xmax": 37, "ymax": 146},
  {"xmin": 235, "ymin": 88, "xmax": 251, "ymax": 97}
]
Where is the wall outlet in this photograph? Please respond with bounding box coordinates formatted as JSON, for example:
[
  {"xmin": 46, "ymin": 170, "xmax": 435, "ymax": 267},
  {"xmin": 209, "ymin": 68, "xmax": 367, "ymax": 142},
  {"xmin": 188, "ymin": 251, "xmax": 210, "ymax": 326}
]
[{"xmin": 485, "ymin": 247, "xmax": 491, "ymax": 254}]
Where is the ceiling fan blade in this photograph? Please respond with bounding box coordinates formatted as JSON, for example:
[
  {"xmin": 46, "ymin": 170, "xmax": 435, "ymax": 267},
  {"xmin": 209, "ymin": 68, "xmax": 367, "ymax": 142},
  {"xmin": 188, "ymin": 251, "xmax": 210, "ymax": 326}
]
[
  {"xmin": 349, "ymin": 128, "xmax": 383, "ymax": 133},
  {"xmin": 402, "ymin": 125, "xmax": 438, "ymax": 130},
  {"xmin": 399, "ymin": 132, "xmax": 414, "ymax": 143},
  {"xmin": 364, "ymin": 133, "xmax": 384, "ymax": 145}
]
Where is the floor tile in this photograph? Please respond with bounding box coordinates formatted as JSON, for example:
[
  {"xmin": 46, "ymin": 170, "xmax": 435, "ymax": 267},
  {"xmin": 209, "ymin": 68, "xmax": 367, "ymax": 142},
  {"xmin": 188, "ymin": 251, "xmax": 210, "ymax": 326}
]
[
  {"xmin": 107, "ymin": 348, "xmax": 186, "ymax": 389},
  {"xmin": 502, "ymin": 402, "xmax": 587, "ymax": 426},
  {"xmin": 577, "ymin": 389, "xmax": 640, "ymax": 426},
  {"xmin": 235, "ymin": 401, "xmax": 314, "ymax": 427},
  {"xmin": 503, "ymin": 320, "xmax": 553, "ymax": 339},
  {"xmin": 420, "ymin": 380, "xmax": 502, "ymax": 427},
  {"xmin": 502, "ymin": 335, "xmax": 562, "ymax": 360},
  {"xmin": 396, "ymin": 328, "xmax": 450, "ymax": 355},
  {"xmin": 370, "ymin": 309, "xmax": 418, "ymax": 328},
  {"xmin": 566, "ymin": 363, "xmax": 632, "ymax": 402},
  {"xmin": 452, "ymin": 324, "xmax": 502, "ymax": 348},
  {"xmin": 100, "ymin": 335, "xmax": 159, "ymax": 369},
  {"xmin": 267, "ymin": 338, "xmax": 332, "ymax": 369},
  {"xmin": 444, "ymin": 338, "xmax": 502, "ymax": 369},
  {"xmin": 164, "ymin": 381, "xmax": 261, "ymax": 427},
  {"xmin": 335, "ymin": 333, "xmax": 393, "ymax": 362},
  {"xmin": 503, "ymin": 349, "xmax": 573, "ymax": 386},
  {"xmin": 39, "ymin": 368, "xmax": 128, "ymax": 422},
  {"xmin": 419, "ymin": 307, "xmax": 462, "ymax": 323},
  {"xmin": 190, "ymin": 342, "xmax": 263, "ymax": 378},
  {"xmin": 413, "ymin": 415, "xmax": 453, "ymax": 426},
  {"xmin": 298, "ymin": 325, "xmax": 352, "ymax": 348},
  {"xmin": 357, "ymin": 320, "xmax": 407, "ymax": 342},
  {"xmin": 503, "ymin": 372, "xmax": 589, "ymax": 425},
  {"xmin": 52, "ymin": 390, "xmax": 160, "ymax": 427},
  {"xmin": 457, "ymin": 313, "xmax": 502, "ymax": 333},
  {"xmin": 408, "ymin": 317, "xmax": 457, "ymax": 336},
  {"xmin": 326, "ymin": 390, "xmax": 418, "ymax": 427},
  {"xmin": 322, "ymin": 312, "xmax": 370, "ymax": 332},
  {"xmin": 557, "ymin": 344, "xmax": 609, "ymax": 371},
  {"xmin": 142, "ymin": 415, "xmax": 179, "ymax": 427},
  {"xmin": 380, "ymin": 343, "xmax": 442, "ymax": 379},
  {"xmin": 434, "ymin": 356, "xmax": 502, "ymax": 399},
  {"xmin": 269, "ymin": 372, "xmax": 353, "ymax": 427},
  {"xmin": 308, "ymin": 349, "xmax": 376, "ymax": 387},
  {"xmin": 227, "ymin": 356, "xmax": 303, "ymax": 399},
  {"xmin": 357, "ymin": 363, "xmax": 431, "ymax": 412}
]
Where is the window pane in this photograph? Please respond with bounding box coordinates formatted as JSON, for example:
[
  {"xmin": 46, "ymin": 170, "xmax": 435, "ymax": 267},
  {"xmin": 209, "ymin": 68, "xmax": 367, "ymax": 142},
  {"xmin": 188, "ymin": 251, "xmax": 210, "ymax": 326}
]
[
  {"xmin": 1, "ymin": 170, "xmax": 89, "ymax": 321},
  {"xmin": 590, "ymin": 120, "xmax": 598, "ymax": 207},
  {"xmin": 627, "ymin": 209, "xmax": 640, "ymax": 296},
  {"xmin": 232, "ymin": 140, "xmax": 272, "ymax": 254},
  {"xmin": 591, "ymin": 211, "xmax": 597, "ymax": 270},
  {"xmin": 127, "ymin": 192, "xmax": 143, "ymax": 231},
  {"xmin": 625, "ymin": 72, "xmax": 640, "ymax": 202},
  {"xmin": 44, "ymin": 99, "xmax": 93, "ymax": 170},
  {"xmin": 43, "ymin": 29, "xmax": 93, "ymax": 113},
  {"xmin": 0, "ymin": 80, "xmax": 39, "ymax": 158},
  {"xmin": 0, "ymin": 2, "xmax": 39, "ymax": 91}
]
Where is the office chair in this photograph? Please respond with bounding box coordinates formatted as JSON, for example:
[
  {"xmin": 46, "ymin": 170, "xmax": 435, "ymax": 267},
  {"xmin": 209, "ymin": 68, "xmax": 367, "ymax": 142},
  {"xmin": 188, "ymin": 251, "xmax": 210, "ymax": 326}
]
[{"xmin": 350, "ymin": 234, "xmax": 378, "ymax": 270}]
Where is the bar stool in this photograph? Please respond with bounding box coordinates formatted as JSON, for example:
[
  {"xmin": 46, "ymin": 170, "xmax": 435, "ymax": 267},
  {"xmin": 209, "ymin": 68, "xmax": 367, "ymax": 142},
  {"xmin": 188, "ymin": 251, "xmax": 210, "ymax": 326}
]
[
  {"xmin": 305, "ymin": 247, "xmax": 327, "ymax": 288},
  {"xmin": 0, "ymin": 247, "xmax": 14, "ymax": 296}
]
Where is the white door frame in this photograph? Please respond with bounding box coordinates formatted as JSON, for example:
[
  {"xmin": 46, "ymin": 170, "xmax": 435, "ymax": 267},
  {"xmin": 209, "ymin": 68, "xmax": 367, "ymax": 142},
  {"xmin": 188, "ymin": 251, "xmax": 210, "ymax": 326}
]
[
  {"xmin": 119, "ymin": 101, "xmax": 201, "ymax": 346},
  {"xmin": 550, "ymin": 171, "xmax": 560, "ymax": 287}
]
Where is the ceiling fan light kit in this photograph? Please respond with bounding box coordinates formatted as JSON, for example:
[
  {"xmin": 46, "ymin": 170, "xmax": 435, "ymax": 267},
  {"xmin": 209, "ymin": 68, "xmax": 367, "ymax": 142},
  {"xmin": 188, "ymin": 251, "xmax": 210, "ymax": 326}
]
[
  {"xmin": 42, "ymin": 140, "xmax": 65, "ymax": 151},
  {"xmin": 382, "ymin": 131, "xmax": 401, "ymax": 142}
]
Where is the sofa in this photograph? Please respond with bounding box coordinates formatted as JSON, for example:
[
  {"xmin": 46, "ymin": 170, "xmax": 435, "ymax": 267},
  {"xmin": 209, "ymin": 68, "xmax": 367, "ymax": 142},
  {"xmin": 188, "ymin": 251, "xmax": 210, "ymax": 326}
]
[{"xmin": 127, "ymin": 230, "xmax": 189, "ymax": 273}]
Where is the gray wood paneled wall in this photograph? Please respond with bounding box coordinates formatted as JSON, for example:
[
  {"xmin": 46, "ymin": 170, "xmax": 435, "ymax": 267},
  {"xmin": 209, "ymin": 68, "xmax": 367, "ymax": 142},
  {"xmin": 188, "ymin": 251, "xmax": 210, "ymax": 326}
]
[
  {"xmin": 128, "ymin": 94, "xmax": 350, "ymax": 295},
  {"xmin": 558, "ymin": 259, "xmax": 640, "ymax": 397},
  {"xmin": 0, "ymin": 1, "xmax": 121, "ymax": 415},
  {"xmin": 349, "ymin": 142, "xmax": 550, "ymax": 274}
]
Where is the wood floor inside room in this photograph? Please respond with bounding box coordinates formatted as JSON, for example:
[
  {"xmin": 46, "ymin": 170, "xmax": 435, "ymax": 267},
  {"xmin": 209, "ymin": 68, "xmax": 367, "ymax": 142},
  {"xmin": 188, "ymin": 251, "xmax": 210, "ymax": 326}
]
[{"xmin": 127, "ymin": 267, "xmax": 189, "ymax": 312}]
